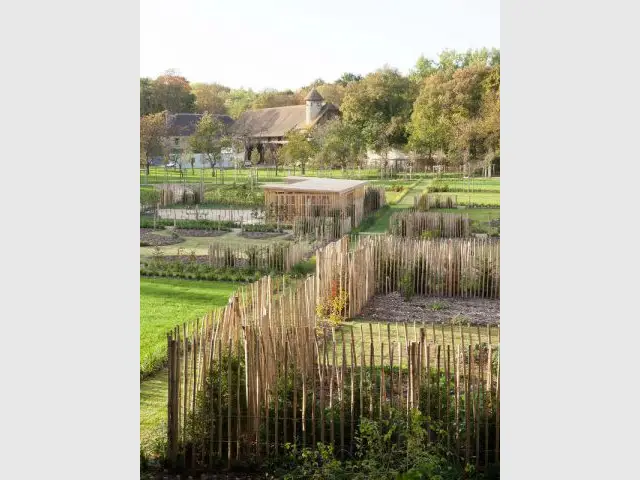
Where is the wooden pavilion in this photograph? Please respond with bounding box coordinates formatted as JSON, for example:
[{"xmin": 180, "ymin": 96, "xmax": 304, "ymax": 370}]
[{"xmin": 262, "ymin": 177, "xmax": 368, "ymax": 229}]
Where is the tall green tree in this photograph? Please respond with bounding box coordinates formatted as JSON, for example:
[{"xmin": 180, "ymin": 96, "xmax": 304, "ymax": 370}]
[
  {"xmin": 335, "ymin": 72, "xmax": 363, "ymax": 86},
  {"xmin": 408, "ymin": 64, "xmax": 499, "ymax": 168},
  {"xmin": 407, "ymin": 72, "xmax": 451, "ymax": 159},
  {"xmin": 225, "ymin": 89, "xmax": 257, "ymax": 118},
  {"xmin": 189, "ymin": 113, "xmax": 229, "ymax": 176},
  {"xmin": 140, "ymin": 78, "xmax": 157, "ymax": 115},
  {"xmin": 313, "ymin": 118, "xmax": 365, "ymax": 171},
  {"xmin": 341, "ymin": 67, "xmax": 415, "ymax": 155},
  {"xmin": 280, "ymin": 129, "xmax": 316, "ymax": 175},
  {"xmin": 409, "ymin": 55, "xmax": 437, "ymax": 83},
  {"xmin": 140, "ymin": 112, "xmax": 167, "ymax": 175}
]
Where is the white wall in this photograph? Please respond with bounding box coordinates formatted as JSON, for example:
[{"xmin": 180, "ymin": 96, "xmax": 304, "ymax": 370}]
[{"xmin": 188, "ymin": 150, "xmax": 244, "ymax": 169}]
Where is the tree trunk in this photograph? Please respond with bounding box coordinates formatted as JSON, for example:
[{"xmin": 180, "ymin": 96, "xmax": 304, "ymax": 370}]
[
  {"xmin": 301, "ymin": 162, "xmax": 305, "ymax": 175},
  {"xmin": 145, "ymin": 162, "xmax": 150, "ymax": 176}
]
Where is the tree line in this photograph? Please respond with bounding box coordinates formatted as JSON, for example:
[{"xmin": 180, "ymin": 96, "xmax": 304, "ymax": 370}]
[{"xmin": 140, "ymin": 48, "xmax": 499, "ymax": 175}]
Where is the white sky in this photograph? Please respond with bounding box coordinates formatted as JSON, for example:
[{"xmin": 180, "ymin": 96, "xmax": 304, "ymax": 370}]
[{"xmin": 140, "ymin": 0, "xmax": 500, "ymax": 90}]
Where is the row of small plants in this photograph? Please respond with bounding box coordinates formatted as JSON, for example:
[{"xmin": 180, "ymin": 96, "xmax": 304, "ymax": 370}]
[
  {"xmin": 140, "ymin": 217, "xmax": 240, "ymax": 230},
  {"xmin": 141, "ymin": 247, "xmax": 316, "ymax": 281},
  {"xmin": 140, "ymin": 260, "xmax": 265, "ymax": 282},
  {"xmin": 241, "ymin": 223, "xmax": 292, "ymax": 233}
]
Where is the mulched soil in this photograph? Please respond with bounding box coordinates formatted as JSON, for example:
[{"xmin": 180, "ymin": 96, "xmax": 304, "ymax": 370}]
[
  {"xmin": 174, "ymin": 229, "xmax": 229, "ymax": 237},
  {"xmin": 238, "ymin": 231, "xmax": 287, "ymax": 239},
  {"xmin": 356, "ymin": 292, "xmax": 500, "ymax": 325},
  {"xmin": 140, "ymin": 229, "xmax": 185, "ymax": 247}
]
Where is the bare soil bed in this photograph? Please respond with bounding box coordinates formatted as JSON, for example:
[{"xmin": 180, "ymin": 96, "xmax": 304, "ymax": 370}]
[
  {"xmin": 356, "ymin": 292, "xmax": 500, "ymax": 325},
  {"xmin": 140, "ymin": 229, "xmax": 185, "ymax": 247}
]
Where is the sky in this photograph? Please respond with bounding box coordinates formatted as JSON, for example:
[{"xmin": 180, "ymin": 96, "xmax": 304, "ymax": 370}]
[{"xmin": 140, "ymin": 0, "xmax": 500, "ymax": 91}]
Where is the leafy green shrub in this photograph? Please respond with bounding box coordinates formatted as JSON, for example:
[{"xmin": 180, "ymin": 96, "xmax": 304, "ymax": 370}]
[
  {"xmin": 140, "ymin": 188, "xmax": 160, "ymax": 207},
  {"xmin": 400, "ymin": 270, "xmax": 415, "ymax": 301},
  {"xmin": 427, "ymin": 180, "xmax": 450, "ymax": 193},
  {"xmin": 290, "ymin": 256, "xmax": 316, "ymax": 278},
  {"xmin": 204, "ymin": 184, "xmax": 264, "ymax": 207},
  {"xmin": 429, "ymin": 300, "xmax": 449, "ymax": 311}
]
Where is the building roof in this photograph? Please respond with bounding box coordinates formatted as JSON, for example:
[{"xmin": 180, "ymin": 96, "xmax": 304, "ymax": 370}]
[
  {"xmin": 166, "ymin": 113, "xmax": 234, "ymax": 136},
  {"xmin": 262, "ymin": 177, "xmax": 368, "ymax": 193},
  {"xmin": 232, "ymin": 103, "xmax": 340, "ymax": 139},
  {"xmin": 304, "ymin": 88, "xmax": 324, "ymax": 102},
  {"xmin": 232, "ymin": 105, "xmax": 307, "ymax": 138}
]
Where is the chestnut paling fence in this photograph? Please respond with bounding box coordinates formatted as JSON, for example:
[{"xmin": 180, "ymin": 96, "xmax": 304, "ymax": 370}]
[
  {"xmin": 206, "ymin": 241, "xmax": 310, "ymax": 272},
  {"xmin": 389, "ymin": 211, "xmax": 471, "ymax": 238},
  {"xmin": 165, "ymin": 236, "xmax": 500, "ymax": 472}
]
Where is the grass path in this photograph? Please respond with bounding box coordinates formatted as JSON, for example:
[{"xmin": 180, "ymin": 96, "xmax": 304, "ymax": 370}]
[
  {"xmin": 140, "ymin": 369, "xmax": 168, "ymax": 457},
  {"xmin": 360, "ymin": 178, "xmax": 428, "ymax": 233},
  {"xmin": 140, "ymin": 278, "xmax": 237, "ymax": 377},
  {"xmin": 140, "ymin": 278, "xmax": 238, "ymax": 458}
]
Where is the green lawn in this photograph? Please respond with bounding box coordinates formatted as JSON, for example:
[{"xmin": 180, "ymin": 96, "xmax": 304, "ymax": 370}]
[
  {"xmin": 141, "ymin": 369, "xmax": 168, "ymax": 458},
  {"xmin": 431, "ymin": 177, "xmax": 500, "ymax": 192},
  {"xmin": 140, "ymin": 277, "xmax": 237, "ymax": 377},
  {"xmin": 140, "ymin": 277, "xmax": 238, "ymax": 458},
  {"xmin": 359, "ymin": 178, "xmax": 428, "ymax": 233},
  {"xmin": 428, "ymin": 191, "xmax": 500, "ymax": 207}
]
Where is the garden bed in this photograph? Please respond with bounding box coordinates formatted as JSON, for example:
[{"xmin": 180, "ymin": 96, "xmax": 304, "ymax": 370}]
[
  {"xmin": 140, "ymin": 229, "xmax": 184, "ymax": 247},
  {"xmin": 173, "ymin": 228, "xmax": 228, "ymax": 237},
  {"xmin": 356, "ymin": 292, "xmax": 500, "ymax": 325}
]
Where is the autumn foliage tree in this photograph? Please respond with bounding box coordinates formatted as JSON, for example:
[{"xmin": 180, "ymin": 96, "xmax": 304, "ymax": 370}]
[{"xmin": 140, "ymin": 112, "xmax": 167, "ymax": 175}]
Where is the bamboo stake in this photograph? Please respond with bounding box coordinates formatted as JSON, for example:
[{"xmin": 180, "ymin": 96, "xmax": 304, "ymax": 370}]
[
  {"xmin": 283, "ymin": 340, "xmax": 289, "ymax": 447},
  {"xmin": 217, "ymin": 337, "xmax": 223, "ymax": 460},
  {"xmin": 437, "ymin": 345, "xmax": 441, "ymax": 421},
  {"xmin": 340, "ymin": 330, "xmax": 346, "ymax": 460},
  {"xmin": 227, "ymin": 338, "xmax": 233, "ymax": 469},
  {"xmin": 274, "ymin": 338, "xmax": 280, "ymax": 457},
  {"xmin": 445, "ymin": 345, "xmax": 450, "ymax": 450},
  {"xmin": 465, "ymin": 344, "xmax": 471, "ymax": 463},
  {"xmin": 350, "ymin": 331, "xmax": 356, "ymax": 456},
  {"xmin": 236, "ymin": 339, "xmax": 241, "ymax": 462}
]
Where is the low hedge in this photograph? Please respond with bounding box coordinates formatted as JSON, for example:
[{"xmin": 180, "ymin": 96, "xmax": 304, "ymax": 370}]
[
  {"xmin": 140, "ymin": 217, "xmax": 239, "ymax": 230},
  {"xmin": 241, "ymin": 223, "xmax": 290, "ymax": 233},
  {"xmin": 140, "ymin": 262, "xmax": 266, "ymax": 282}
]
